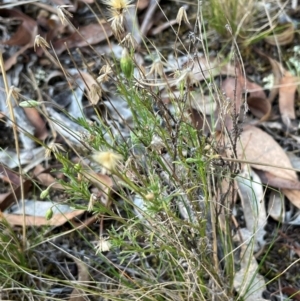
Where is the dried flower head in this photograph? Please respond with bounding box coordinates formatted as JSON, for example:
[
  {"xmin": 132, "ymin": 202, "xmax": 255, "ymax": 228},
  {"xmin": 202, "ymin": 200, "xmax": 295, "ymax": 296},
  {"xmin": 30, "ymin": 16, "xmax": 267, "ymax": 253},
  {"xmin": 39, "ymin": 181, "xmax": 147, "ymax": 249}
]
[
  {"xmin": 97, "ymin": 64, "xmax": 113, "ymax": 83},
  {"xmin": 175, "ymin": 68, "xmax": 199, "ymax": 88},
  {"xmin": 45, "ymin": 141, "xmax": 66, "ymax": 158},
  {"xmin": 34, "ymin": 34, "xmax": 50, "ymax": 51},
  {"xmin": 147, "ymin": 58, "xmax": 165, "ymax": 80},
  {"xmin": 91, "ymin": 151, "xmax": 123, "ymax": 174},
  {"xmin": 120, "ymin": 33, "xmax": 138, "ymax": 49},
  {"xmin": 10, "ymin": 86, "xmax": 21, "ymax": 101},
  {"xmin": 103, "ymin": 0, "xmax": 133, "ymax": 38},
  {"xmin": 57, "ymin": 5, "xmax": 73, "ymax": 25},
  {"xmin": 176, "ymin": 6, "xmax": 190, "ymax": 26},
  {"xmin": 95, "ymin": 237, "xmax": 111, "ymax": 254},
  {"xmin": 88, "ymin": 193, "xmax": 98, "ymax": 212}
]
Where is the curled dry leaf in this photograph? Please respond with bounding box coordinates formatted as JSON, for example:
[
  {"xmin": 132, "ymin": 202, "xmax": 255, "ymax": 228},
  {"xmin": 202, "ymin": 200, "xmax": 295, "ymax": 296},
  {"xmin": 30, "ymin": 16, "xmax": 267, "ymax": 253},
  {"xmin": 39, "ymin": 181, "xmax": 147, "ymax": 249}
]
[
  {"xmin": 236, "ymin": 125, "xmax": 300, "ymax": 208},
  {"xmin": 76, "ymin": 71, "xmax": 100, "ymax": 105},
  {"xmin": 261, "ymin": 55, "xmax": 297, "ymax": 127},
  {"xmin": 23, "ymin": 107, "xmax": 48, "ymax": 140},
  {"xmin": 222, "ymin": 75, "xmax": 268, "ymax": 117},
  {"xmin": 268, "ymin": 190, "xmax": 285, "ymax": 222},
  {"xmin": 247, "ymin": 96, "xmax": 271, "ymax": 121},
  {"xmin": 264, "ymin": 23, "xmax": 295, "ymax": 46},
  {"xmin": 266, "ymin": 56, "xmax": 283, "ymax": 103}
]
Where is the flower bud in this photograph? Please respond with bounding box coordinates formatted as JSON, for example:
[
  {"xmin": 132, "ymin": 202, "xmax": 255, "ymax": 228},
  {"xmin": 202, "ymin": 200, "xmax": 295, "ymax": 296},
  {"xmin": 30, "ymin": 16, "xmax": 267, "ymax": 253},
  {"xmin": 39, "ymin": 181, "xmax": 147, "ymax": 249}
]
[
  {"xmin": 45, "ymin": 207, "xmax": 54, "ymax": 220},
  {"xmin": 120, "ymin": 48, "xmax": 133, "ymax": 79},
  {"xmin": 74, "ymin": 163, "xmax": 82, "ymax": 172},
  {"xmin": 40, "ymin": 188, "xmax": 50, "ymax": 199},
  {"xmin": 19, "ymin": 100, "xmax": 40, "ymax": 108}
]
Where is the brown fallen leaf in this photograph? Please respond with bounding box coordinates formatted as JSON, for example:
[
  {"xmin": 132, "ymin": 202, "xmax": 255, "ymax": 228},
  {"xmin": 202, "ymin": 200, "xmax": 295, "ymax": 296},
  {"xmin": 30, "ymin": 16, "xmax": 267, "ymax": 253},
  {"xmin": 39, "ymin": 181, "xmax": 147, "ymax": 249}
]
[
  {"xmin": 254, "ymin": 169, "xmax": 300, "ymax": 190},
  {"xmin": 0, "ymin": 165, "xmax": 22, "ymax": 186},
  {"xmin": 221, "ymin": 74, "xmax": 270, "ymax": 127},
  {"xmin": 69, "ymin": 257, "xmax": 90, "ymax": 301},
  {"xmin": 0, "ymin": 180, "xmax": 32, "ymax": 211},
  {"xmin": 81, "ymin": 170, "xmax": 114, "ymax": 205},
  {"xmin": 281, "ymin": 287, "xmax": 300, "ymax": 301},
  {"xmin": 264, "ymin": 23, "xmax": 295, "ymax": 46},
  {"xmin": 267, "ymin": 56, "xmax": 283, "ymax": 103},
  {"xmin": 279, "ymin": 70, "xmax": 298, "ymax": 127},
  {"xmin": 33, "ymin": 165, "xmax": 65, "ymax": 190},
  {"xmin": 0, "ymin": 9, "xmax": 36, "ymax": 46},
  {"xmin": 4, "ymin": 42, "xmax": 34, "ymax": 72},
  {"xmin": 2, "ymin": 210, "xmax": 85, "ymax": 227},
  {"xmin": 236, "ymin": 125, "xmax": 300, "ymax": 208},
  {"xmin": 23, "ymin": 107, "xmax": 48, "ymax": 140},
  {"xmin": 247, "ymin": 96, "xmax": 271, "ymax": 122},
  {"xmin": 0, "ymin": 9, "xmax": 38, "ymax": 71},
  {"xmin": 52, "ymin": 22, "xmax": 113, "ymax": 55},
  {"xmin": 221, "ymin": 77, "xmax": 243, "ymax": 114},
  {"xmin": 76, "ymin": 71, "xmax": 100, "ymax": 105}
]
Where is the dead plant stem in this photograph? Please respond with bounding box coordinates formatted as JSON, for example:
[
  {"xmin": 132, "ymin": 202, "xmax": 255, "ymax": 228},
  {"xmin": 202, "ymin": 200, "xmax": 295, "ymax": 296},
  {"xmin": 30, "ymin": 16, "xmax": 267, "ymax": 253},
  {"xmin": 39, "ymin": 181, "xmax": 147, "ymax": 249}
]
[{"xmin": 0, "ymin": 52, "xmax": 26, "ymax": 248}]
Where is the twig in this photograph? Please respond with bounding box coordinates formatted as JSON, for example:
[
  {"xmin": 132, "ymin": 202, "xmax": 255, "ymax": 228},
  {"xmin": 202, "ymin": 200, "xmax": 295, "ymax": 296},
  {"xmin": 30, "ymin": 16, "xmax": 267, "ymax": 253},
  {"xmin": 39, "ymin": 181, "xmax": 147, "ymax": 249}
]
[{"xmin": 140, "ymin": 0, "xmax": 160, "ymax": 37}]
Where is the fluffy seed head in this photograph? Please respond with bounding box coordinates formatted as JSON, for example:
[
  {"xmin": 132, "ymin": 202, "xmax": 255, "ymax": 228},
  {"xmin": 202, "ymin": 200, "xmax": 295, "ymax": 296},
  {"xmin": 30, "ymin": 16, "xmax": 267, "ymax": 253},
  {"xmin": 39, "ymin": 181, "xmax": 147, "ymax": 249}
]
[
  {"xmin": 103, "ymin": 0, "xmax": 133, "ymax": 39},
  {"xmin": 91, "ymin": 151, "xmax": 123, "ymax": 173},
  {"xmin": 95, "ymin": 237, "xmax": 111, "ymax": 254},
  {"xmin": 103, "ymin": 0, "xmax": 132, "ymax": 11}
]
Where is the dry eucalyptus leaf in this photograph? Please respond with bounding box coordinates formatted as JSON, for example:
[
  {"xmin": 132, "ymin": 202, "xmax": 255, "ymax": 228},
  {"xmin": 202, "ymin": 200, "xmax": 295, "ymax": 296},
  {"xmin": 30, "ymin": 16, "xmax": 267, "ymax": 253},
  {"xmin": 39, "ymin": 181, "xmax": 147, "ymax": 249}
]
[
  {"xmin": 23, "ymin": 107, "xmax": 48, "ymax": 140},
  {"xmin": 236, "ymin": 125, "xmax": 300, "ymax": 208},
  {"xmin": 2, "ymin": 208, "xmax": 85, "ymax": 227},
  {"xmin": 69, "ymin": 257, "xmax": 89, "ymax": 301},
  {"xmin": 247, "ymin": 96, "xmax": 271, "ymax": 121},
  {"xmin": 234, "ymin": 241, "xmax": 268, "ymax": 301},
  {"xmin": 33, "ymin": 165, "xmax": 65, "ymax": 190},
  {"xmin": 279, "ymin": 71, "xmax": 298, "ymax": 127},
  {"xmin": 254, "ymin": 169, "xmax": 300, "ymax": 190},
  {"xmin": 0, "ymin": 9, "xmax": 36, "ymax": 46},
  {"xmin": 236, "ymin": 166, "xmax": 266, "ymax": 250}
]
